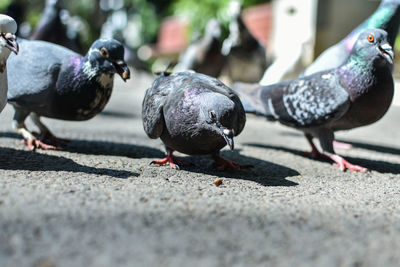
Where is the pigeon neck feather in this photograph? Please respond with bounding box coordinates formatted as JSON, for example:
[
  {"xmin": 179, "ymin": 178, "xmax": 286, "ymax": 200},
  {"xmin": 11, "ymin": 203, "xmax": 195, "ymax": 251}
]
[{"xmin": 338, "ymin": 54, "xmax": 378, "ymax": 101}]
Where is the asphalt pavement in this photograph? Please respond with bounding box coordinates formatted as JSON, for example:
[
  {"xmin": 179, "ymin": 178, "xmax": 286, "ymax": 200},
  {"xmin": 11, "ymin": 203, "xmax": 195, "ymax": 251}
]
[{"xmin": 0, "ymin": 71, "xmax": 400, "ymax": 267}]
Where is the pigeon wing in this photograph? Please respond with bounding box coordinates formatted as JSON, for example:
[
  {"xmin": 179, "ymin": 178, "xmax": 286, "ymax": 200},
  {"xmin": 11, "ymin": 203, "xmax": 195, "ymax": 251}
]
[
  {"xmin": 264, "ymin": 71, "xmax": 351, "ymax": 128},
  {"xmin": 7, "ymin": 40, "xmax": 75, "ymax": 109},
  {"xmin": 142, "ymin": 76, "xmax": 173, "ymax": 139}
]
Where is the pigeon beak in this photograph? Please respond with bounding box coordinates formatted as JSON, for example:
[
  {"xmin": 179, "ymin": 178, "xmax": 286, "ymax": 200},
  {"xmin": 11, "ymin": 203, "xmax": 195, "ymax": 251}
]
[
  {"xmin": 221, "ymin": 128, "xmax": 235, "ymax": 151},
  {"xmin": 2, "ymin": 34, "xmax": 18, "ymax": 55},
  {"xmin": 378, "ymin": 43, "xmax": 394, "ymax": 64},
  {"xmin": 112, "ymin": 60, "xmax": 130, "ymax": 82}
]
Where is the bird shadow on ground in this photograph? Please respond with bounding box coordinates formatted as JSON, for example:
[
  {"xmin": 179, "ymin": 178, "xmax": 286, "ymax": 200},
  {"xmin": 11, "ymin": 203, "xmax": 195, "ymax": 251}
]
[
  {"xmin": 278, "ymin": 130, "xmax": 400, "ymax": 156},
  {"xmin": 335, "ymin": 139, "xmax": 400, "ymax": 156},
  {"xmin": 162, "ymin": 149, "xmax": 299, "ymax": 187},
  {"xmin": 98, "ymin": 110, "xmax": 136, "ymax": 119},
  {"xmin": 246, "ymin": 143, "xmax": 400, "ymax": 175},
  {"xmin": 0, "ymin": 131, "xmax": 164, "ymax": 159},
  {"xmin": 0, "ymin": 146, "xmax": 137, "ymax": 179},
  {"xmin": 64, "ymin": 140, "xmax": 165, "ymax": 159}
]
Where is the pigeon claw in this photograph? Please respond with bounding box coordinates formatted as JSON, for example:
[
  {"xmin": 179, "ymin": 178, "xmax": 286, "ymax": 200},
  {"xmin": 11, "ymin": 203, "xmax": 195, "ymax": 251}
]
[
  {"xmin": 22, "ymin": 139, "xmax": 60, "ymax": 151},
  {"xmin": 213, "ymin": 155, "xmax": 253, "ymax": 172},
  {"xmin": 330, "ymin": 154, "xmax": 368, "ymax": 173},
  {"xmin": 150, "ymin": 154, "xmax": 192, "ymax": 170},
  {"xmin": 32, "ymin": 131, "xmax": 71, "ymax": 147}
]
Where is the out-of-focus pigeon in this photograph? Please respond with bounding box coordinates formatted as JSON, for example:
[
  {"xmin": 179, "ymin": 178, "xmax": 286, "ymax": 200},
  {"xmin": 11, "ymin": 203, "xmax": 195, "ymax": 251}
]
[
  {"xmin": 174, "ymin": 19, "xmax": 226, "ymax": 78},
  {"xmin": 221, "ymin": 0, "xmax": 268, "ymax": 83},
  {"xmin": 142, "ymin": 71, "xmax": 250, "ymax": 171},
  {"xmin": 7, "ymin": 38, "xmax": 130, "ymax": 150},
  {"xmin": 0, "ymin": 14, "xmax": 18, "ymax": 113},
  {"xmin": 233, "ymin": 29, "xmax": 394, "ymax": 172},
  {"xmin": 30, "ymin": 0, "xmax": 83, "ymax": 54},
  {"xmin": 302, "ymin": 0, "xmax": 400, "ymax": 77}
]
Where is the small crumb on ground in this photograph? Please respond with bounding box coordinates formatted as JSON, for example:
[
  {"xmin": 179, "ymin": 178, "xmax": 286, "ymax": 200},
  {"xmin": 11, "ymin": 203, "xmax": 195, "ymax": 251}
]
[{"xmin": 214, "ymin": 178, "xmax": 223, "ymax": 187}]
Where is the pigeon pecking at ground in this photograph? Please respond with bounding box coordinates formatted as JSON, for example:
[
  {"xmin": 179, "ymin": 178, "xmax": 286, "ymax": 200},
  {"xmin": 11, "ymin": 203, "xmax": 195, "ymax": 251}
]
[
  {"xmin": 0, "ymin": 14, "xmax": 18, "ymax": 114},
  {"xmin": 174, "ymin": 19, "xmax": 226, "ymax": 78},
  {"xmin": 233, "ymin": 29, "xmax": 394, "ymax": 172},
  {"xmin": 302, "ymin": 0, "xmax": 400, "ymax": 77},
  {"xmin": 142, "ymin": 71, "xmax": 250, "ymax": 171},
  {"xmin": 7, "ymin": 38, "xmax": 130, "ymax": 150}
]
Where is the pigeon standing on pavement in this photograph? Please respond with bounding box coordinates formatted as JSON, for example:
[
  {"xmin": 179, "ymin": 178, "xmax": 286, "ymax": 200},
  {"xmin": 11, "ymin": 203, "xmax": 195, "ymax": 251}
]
[
  {"xmin": 174, "ymin": 19, "xmax": 226, "ymax": 78},
  {"xmin": 221, "ymin": 0, "xmax": 268, "ymax": 83},
  {"xmin": 302, "ymin": 0, "xmax": 400, "ymax": 77},
  {"xmin": 7, "ymin": 38, "xmax": 130, "ymax": 150},
  {"xmin": 0, "ymin": 14, "xmax": 18, "ymax": 113},
  {"xmin": 142, "ymin": 71, "xmax": 249, "ymax": 171},
  {"xmin": 302, "ymin": 0, "xmax": 400, "ymax": 149},
  {"xmin": 233, "ymin": 29, "xmax": 394, "ymax": 172},
  {"xmin": 30, "ymin": 0, "xmax": 83, "ymax": 54}
]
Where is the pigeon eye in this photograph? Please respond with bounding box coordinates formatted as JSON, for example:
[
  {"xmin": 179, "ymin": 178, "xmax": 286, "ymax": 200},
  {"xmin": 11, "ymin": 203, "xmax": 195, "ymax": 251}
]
[
  {"xmin": 100, "ymin": 48, "xmax": 109, "ymax": 57},
  {"xmin": 367, "ymin": 34, "xmax": 374, "ymax": 43},
  {"xmin": 209, "ymin": 110, "xmax": 217, "ymax": 121}
]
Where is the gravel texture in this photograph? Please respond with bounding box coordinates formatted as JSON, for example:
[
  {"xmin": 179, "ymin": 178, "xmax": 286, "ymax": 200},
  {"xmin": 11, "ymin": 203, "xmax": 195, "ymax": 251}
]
[{"xmin": 0, "ymin": 71, "xmax": 399, "ymax": 267}]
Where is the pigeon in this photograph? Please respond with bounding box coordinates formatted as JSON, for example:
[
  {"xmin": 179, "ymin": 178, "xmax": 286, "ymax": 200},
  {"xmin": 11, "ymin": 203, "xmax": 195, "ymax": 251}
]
[
  {"xmin": 302, "ymin": 0, "xmax": 400, "ymax": 77},
  {"xmin": 221, "ymin": 0, "xmax": 269, "ymax": 83},
  {"xmin": 302, "ymin": 0, "xmax": 400, "ymax": 149},
  {"xmin": 174, "ymin": 19, "xmax": 226, "ymax": 78},
  {"xmin": 7, "ymin": 38, "xmax": 130, "ymax": 150},
  {"xmin": 233, "ymin": 29, "xmax": 394, "ymax": 172},
  {"xmin": 30, "ymin": 0, "xmax": 83, "ymax": 54},
  {"xmin": 142, "ymin": 71, "xmax": 249, "ymax": 171},
  {"xmin": 0, "ymin": 14, "xmax": 18, "ymax": 113}
]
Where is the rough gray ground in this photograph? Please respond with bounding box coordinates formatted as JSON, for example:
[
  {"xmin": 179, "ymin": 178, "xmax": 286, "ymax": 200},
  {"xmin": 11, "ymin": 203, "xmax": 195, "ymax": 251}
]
[{"xmin": 0, "ymin": 71, "xmax": 400, "ymax": 267}]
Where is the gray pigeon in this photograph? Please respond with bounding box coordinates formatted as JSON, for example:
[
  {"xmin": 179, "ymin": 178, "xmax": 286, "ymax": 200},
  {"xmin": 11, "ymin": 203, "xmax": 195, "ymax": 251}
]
[
  {"xmin": 302, "ymin": 0, "xmax": 400, "ymax": 77},
  {"xmin": 174, "ymin": 19, "xmax": 226, "ymax": 78},
  {"xmin": 302, "ymin": 0, "xmax": 400, "ymax": 149},
  {"xmin": 233, "ymin": 29, "xmax": 394, "ymax": 172},
  {"xmin": 7, "ymin": 38, "xmax": 130, "ymax": 150},
  {"xmin": 0, "ymin": 14, "xmax": 18, "ymax": 113},
  {"xmin": 142, "ymin": 71, "xmax": 249, "ymax": 171}
]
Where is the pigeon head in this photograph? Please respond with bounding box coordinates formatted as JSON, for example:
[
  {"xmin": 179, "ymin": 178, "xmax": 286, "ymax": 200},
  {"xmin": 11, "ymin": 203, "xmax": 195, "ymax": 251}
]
[
  {"xmin": 351, "ymin": 29, "xmax": 394, "ymax": 66},
  {"xmin": 85, "ymin": 39, "xmax": 130, "ymax": 81},
  {"xmin": 200, "ymin": 93, "xmax": 238, "ymax": 151},
  {"xmin": 0, "ymin": 14, "xmax": 18, "ymax": 57}
]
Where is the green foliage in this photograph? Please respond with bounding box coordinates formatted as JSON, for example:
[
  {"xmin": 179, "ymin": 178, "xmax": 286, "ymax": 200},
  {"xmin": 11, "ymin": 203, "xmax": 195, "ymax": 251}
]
[
  {"xmin": 129, "ymin": 0, "xmax": 160, "ymax": 44},
  {"xmin": 0, "ymin": 0, "xmax": 269, "ymax": 50},
  {"xmin": 170, "ymin": 0, "xmax": 270, "ymax": 39},
  {"xmin": 0, "ymin": 0, "xmax": 12, "ymax": 11},
  {"xmin": 170, "ymin": 0, "xmax": 230, "ymax": 38}
]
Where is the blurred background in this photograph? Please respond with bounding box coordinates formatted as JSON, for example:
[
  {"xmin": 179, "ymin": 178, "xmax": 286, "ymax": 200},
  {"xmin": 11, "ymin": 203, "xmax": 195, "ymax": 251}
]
[{"xmin": 1, "ymin": 0, "xmax": 399, "ymax": 77}]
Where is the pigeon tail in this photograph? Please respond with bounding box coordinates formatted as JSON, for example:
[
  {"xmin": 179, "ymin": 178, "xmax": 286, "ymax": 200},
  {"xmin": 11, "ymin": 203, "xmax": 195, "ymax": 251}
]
[{"xmin": 232, "ymin": 82, "xmax": 273, "ymax": 119}]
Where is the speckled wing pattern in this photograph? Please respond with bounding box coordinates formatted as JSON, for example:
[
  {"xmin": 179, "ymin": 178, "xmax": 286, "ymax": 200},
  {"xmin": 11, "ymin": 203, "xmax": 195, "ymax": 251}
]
[{"xmin": 264, "ymin": 71, "xmax": 351, "ymax": 128}]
